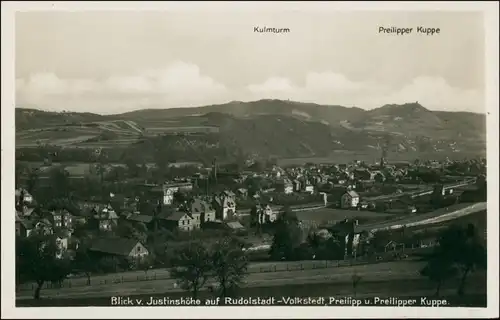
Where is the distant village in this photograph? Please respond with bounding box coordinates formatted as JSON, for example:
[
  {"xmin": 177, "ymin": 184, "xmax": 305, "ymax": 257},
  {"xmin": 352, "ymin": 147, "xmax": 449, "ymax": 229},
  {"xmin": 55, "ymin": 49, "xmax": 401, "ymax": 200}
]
[{"xmin": 15, "ymin": 155, "xmax": 487, "ymax": 270}]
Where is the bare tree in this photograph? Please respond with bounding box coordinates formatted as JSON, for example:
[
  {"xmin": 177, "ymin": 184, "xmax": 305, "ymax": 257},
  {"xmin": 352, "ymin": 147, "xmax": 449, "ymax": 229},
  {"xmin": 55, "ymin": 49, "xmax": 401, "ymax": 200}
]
[
  {"xmin": 351, "ymin": 270, "xmax": 362, "ymax": 297},
  {"xmin": 170, "ymin": 241, "xmax": 212, "ymax": 299},
  {"xmin": 211, "ymin": 237, "xmax": 249, "ymax": 301}
]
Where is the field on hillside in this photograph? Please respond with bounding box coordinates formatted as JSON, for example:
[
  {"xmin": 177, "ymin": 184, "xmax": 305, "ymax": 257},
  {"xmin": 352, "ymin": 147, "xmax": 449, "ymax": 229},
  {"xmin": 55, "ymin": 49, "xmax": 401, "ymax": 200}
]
[
  {"xmin": 16, "ymin": 119, "xmax": 144, "ymax": 148},
  {"xmin": 16, "ymin": 127, "xmax": 101, "ymax": 147},
  {"xmin": 15, "ymin": 115, "xmax": 224, "ymax": 148},
  {"xmin": 15, "ymin": 105, "xmax": 486, "ymax": 165}
]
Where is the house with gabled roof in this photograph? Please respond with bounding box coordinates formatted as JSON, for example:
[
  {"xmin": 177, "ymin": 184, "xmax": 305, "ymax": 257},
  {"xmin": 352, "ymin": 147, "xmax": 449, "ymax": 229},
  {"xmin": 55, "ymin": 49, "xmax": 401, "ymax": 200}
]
[
  {"xmin": 162, "ymin": 181, "xmax": 193, "ymax": 205},
  {"xmin": 125, "ymin": 212, "xmax": 155, "ymax": 231},
  {"xmin": 353, "ymin": 168, "xmax": 372, "ymax": 181},
  {"xmin": 89, "ymin": 237, "xmax": 149, "ymax": 260},
  {"xmin": 92, "ymin": 205, "xmax": 119, "ymax": 232},
  {"xmin": 236, "ymin": 188, "xmax": 248, "ymax": 198},
  {"xmin": 20, "ymin": 218, "xmax": 54, "ymax": 237},
  {"xmin": 50, "ymin": 209, "xmax": 74, "ymax": 230},
  {"xmin": 162, "ymin": 211, "xmax": 197, "ymax": 232},
  {"xmin": 340, "ymin": 190, "xmax": 360, "ymax": 209},
  {"xmin": 15, "ymin": 188, "xmax": 34, "ymax": 207},
  {"xmin": 213, "ymin": 192, "xmax": 236, "ymax": 220},
  {"xmin": 189, "ymin": 198, "xmax": 216, "ymax": 223},
  {"xmin": 250, "ymin": 203, "xmax": 277, "ymax": 226}
]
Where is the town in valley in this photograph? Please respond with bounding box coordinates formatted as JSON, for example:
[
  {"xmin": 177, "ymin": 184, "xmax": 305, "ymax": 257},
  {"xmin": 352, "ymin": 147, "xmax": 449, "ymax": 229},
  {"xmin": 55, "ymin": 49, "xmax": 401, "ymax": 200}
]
[
  {"xmin": 12, "ymin": 9, "xmax": 489, "ymax": 309},
  {"xmin": 14, "ymin": 110, "xmax": 487, "ymax": 306}
]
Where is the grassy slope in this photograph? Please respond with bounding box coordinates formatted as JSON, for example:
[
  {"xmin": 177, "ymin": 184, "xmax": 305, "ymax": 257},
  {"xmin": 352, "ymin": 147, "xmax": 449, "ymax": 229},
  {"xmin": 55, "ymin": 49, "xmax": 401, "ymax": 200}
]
[{"xmin": 15, "ymin": 101, "xmax": 486, "ymax": 161}]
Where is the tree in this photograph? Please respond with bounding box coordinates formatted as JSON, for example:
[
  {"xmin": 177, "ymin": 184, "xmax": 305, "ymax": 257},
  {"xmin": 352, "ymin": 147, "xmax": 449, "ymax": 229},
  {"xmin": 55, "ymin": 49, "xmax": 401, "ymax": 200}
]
[
  {"xmin": 16, "ymin": 233, "xmax": 72, "ymax": 299},
  {"xmin": 49, "ymin": 166, "xmax": 71, "ymax": 199},
  {"xmin": 26, "ymin": 168, "xmax": 40, "ymax": 195},
  {"xmin": 248, "ymin": 160, "xmax": 265, "ymax": 172},
  {"xmin": 105, "ymin": 166, "xmax": 127, "ymax": 183},
  {"xmin": 211, "ymin": 237, "xmax": 249, "ymax": 301},
  {"xmin": 420, "ymin": 256, "xmax": 457, "ymax": 297},
  {"xmin": 72, "ymin": 245, "xmax": 97, "ymax": 285},
  {"xmin": 430, "ymin": 223, "xmax": 486, "ymax": 297},
  {"xmin": 269, "ymin": 207, "xmax": 303, "ymax": 260},
  {"xmin": 147, "ymin": 228, "xmax": 174, "ymax": 264},
  {"xmin": 170, "ymin": 241, "xmax": 213, "ymax": 299},
  {"xmin": 136, "ymin": 254, "xmax": 156, "ymax": 275},
  {"xmin": 116, "ymin": 221, "xmax": 148, "ymax": 244},
  {"xmin": 173, "ymin": 191, "xmax": 187, "ymax": 205},
  {"xmin": 306, "ymin": 230, "xmax": 343, "ymax": 260},
  {"xmin": 125, "ymin": 158, "xmax": 140, "ymax": 178},
  {"xmin": 351, "ymin": 270, "xmax": 362, "ymax": 298},
  {"xmin": 265, "ymin": 157, "xmax": 278, "ymax": 168},
  {"xmin": 449, "ymin": 224, "xmax": 486, "ymax": 296}
]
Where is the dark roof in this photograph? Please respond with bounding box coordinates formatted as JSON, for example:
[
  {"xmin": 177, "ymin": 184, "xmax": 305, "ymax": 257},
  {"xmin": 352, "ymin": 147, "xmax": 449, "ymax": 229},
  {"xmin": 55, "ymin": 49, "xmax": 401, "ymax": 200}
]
[
  {"xmin": 23, "ymin": 207, "xmax": 35, "ymax": 217},
  {"xmin": 127, "ymin": 214, "xmax": 154, "ymax": 224},
  {"xmin": 150, "ymin": 186, "xmax": 163, "ymax": 193},
  {"xmin": 226, "ymin": 221, "xmax": 245, "ymax": 230},
  {"xmin": 345, "ymin": 190, "xmax": 359, "ymax": 198},
  {"xmin": 191, "ymin": 198, "xmax": 214, "ymax": 213},
  {"xmin": 165, "ymin": 211, "xmax": 190, "ymax": 221},
  {"xmin": 89, "ymin": 237, "xmax": 144, "ymax": 256},
  {"xmin": 22, "ymin": 220, "xmax": 35, "ymax": 229},
  {"xmin": 55, "ymin": 229, "xmax": 72, "ymax": 239},
  {"xmin": 156, "ymin": 207, "xmax": 176, "ymax": 220}
]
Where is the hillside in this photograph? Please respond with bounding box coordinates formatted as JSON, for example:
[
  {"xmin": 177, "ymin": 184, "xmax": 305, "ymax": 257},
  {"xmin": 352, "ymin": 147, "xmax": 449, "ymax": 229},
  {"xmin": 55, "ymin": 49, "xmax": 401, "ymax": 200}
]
[
  {"xmin": 15, "ymin": 100, "xmax": 486, "ymax": 163},
  {"xmin": 348, "ymin": 102, "xmax": 483, "ymax": 139},
  {"xmin": 16, "ymin": 108, "xmax": 104, "ymax": 130},
  {"xmin": 118, "ymin": 99, "xmax": 366, "ymax": 126}
]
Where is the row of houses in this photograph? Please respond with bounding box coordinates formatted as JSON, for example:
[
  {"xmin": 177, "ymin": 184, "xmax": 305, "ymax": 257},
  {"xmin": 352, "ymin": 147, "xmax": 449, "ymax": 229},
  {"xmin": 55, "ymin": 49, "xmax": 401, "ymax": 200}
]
[{"xmin": 15, "ymin": 188, "xmax": 242, "ymax": 239}]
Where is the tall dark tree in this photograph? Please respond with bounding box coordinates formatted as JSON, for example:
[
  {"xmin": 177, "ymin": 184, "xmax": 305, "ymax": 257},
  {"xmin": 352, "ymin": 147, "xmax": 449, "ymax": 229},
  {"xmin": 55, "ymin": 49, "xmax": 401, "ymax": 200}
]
[
  {"xmin": 422, "ymin": 223, "xmax": 487, "ymax": 297},
  {"xmin": 452, "ymin": 224, "xmax": 487, "ymax": 296},
  {"xmin": 420, "ymin": 256, "xmax": 458, "ymax": 297},
  {"xmin": 116, "ymin": 221, "xmax": 148, "ymax": 244},
  {"xmin": 50, "ymin": 166, "xmax": 71, "ymax": 198},
  {"xmin": 211, "ymin": 237, "xmax": 249, "ymax": 301},
  {"xmin": 170, "ymin": 241, "xmax": 212, "ymax": 299},
  {"xmin": 351, "ymin": 271, "xmax": 362, "ymax": 298},
  {"xmin": 16, "ymin": 233, "xmax": 72, "ymax": 299},
  {"xmin": 125, "ymin": 158, "xmax": 140, "ymax": 179},
  {"xmin": 26, "ymin": 168, "xmax": 40, "ymax": 195},
  {"xmin": 269, "ymin": 206, "xmax": 302, "ymax": 260},
  {"xmin": 72, "ymin": 236, "xmax": 97, "ymax": 286}
]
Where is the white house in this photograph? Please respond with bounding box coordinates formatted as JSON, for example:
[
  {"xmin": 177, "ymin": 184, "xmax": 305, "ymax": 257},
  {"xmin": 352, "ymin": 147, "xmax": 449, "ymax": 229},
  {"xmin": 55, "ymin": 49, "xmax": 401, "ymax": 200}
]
[
  {"xmin": 56, "ymin": 236, "xmax": 69, "ymax": 259},
  {"xmin": 304, "ymin": 184, "xmax": 315, "ymax": 194},
  {"xmin": 341, "ymin": 191, "xmax": 360, "ymax": 209},
  {"xmin": 15, "ymin": 188, "xmax": 34, "ymax": 206},
  {"xmin": 163, "ymin": 182, "xmax": 193, "ymax": 205},
  {"xmin": 213, "ymin": 192, "xmax": 237, "ymax": 220},
  {"xmin": 252, "ymin": 204, "xmax": 277, "ymax": 225}
]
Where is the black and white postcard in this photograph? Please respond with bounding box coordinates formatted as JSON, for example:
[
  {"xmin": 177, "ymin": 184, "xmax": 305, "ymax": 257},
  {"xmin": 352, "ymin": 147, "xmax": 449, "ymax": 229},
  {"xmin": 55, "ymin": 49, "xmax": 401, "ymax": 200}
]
[{"xmin": 1, "ymin": 1, "xmax": 498, "ymax": 319}]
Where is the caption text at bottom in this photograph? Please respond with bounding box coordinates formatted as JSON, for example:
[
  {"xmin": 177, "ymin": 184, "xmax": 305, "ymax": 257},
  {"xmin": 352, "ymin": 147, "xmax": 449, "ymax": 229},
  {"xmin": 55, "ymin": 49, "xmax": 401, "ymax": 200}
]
[{"xmin": 111, "ymin": 296, "xmax": 449, "ymax": 307}]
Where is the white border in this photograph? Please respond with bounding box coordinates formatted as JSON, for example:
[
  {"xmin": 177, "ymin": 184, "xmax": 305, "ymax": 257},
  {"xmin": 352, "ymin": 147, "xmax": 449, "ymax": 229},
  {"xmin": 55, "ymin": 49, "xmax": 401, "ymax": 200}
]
[{"xmin": 2, "ymin": 1, "xmax": 499, "ymax": 319}]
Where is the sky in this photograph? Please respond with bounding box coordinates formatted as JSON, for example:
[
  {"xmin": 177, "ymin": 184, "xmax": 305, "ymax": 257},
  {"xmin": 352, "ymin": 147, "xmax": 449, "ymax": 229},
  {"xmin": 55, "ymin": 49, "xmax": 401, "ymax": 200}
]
[{"xmin": 15, "ymin": 10, "xmax": 485, "ymax": 114}]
